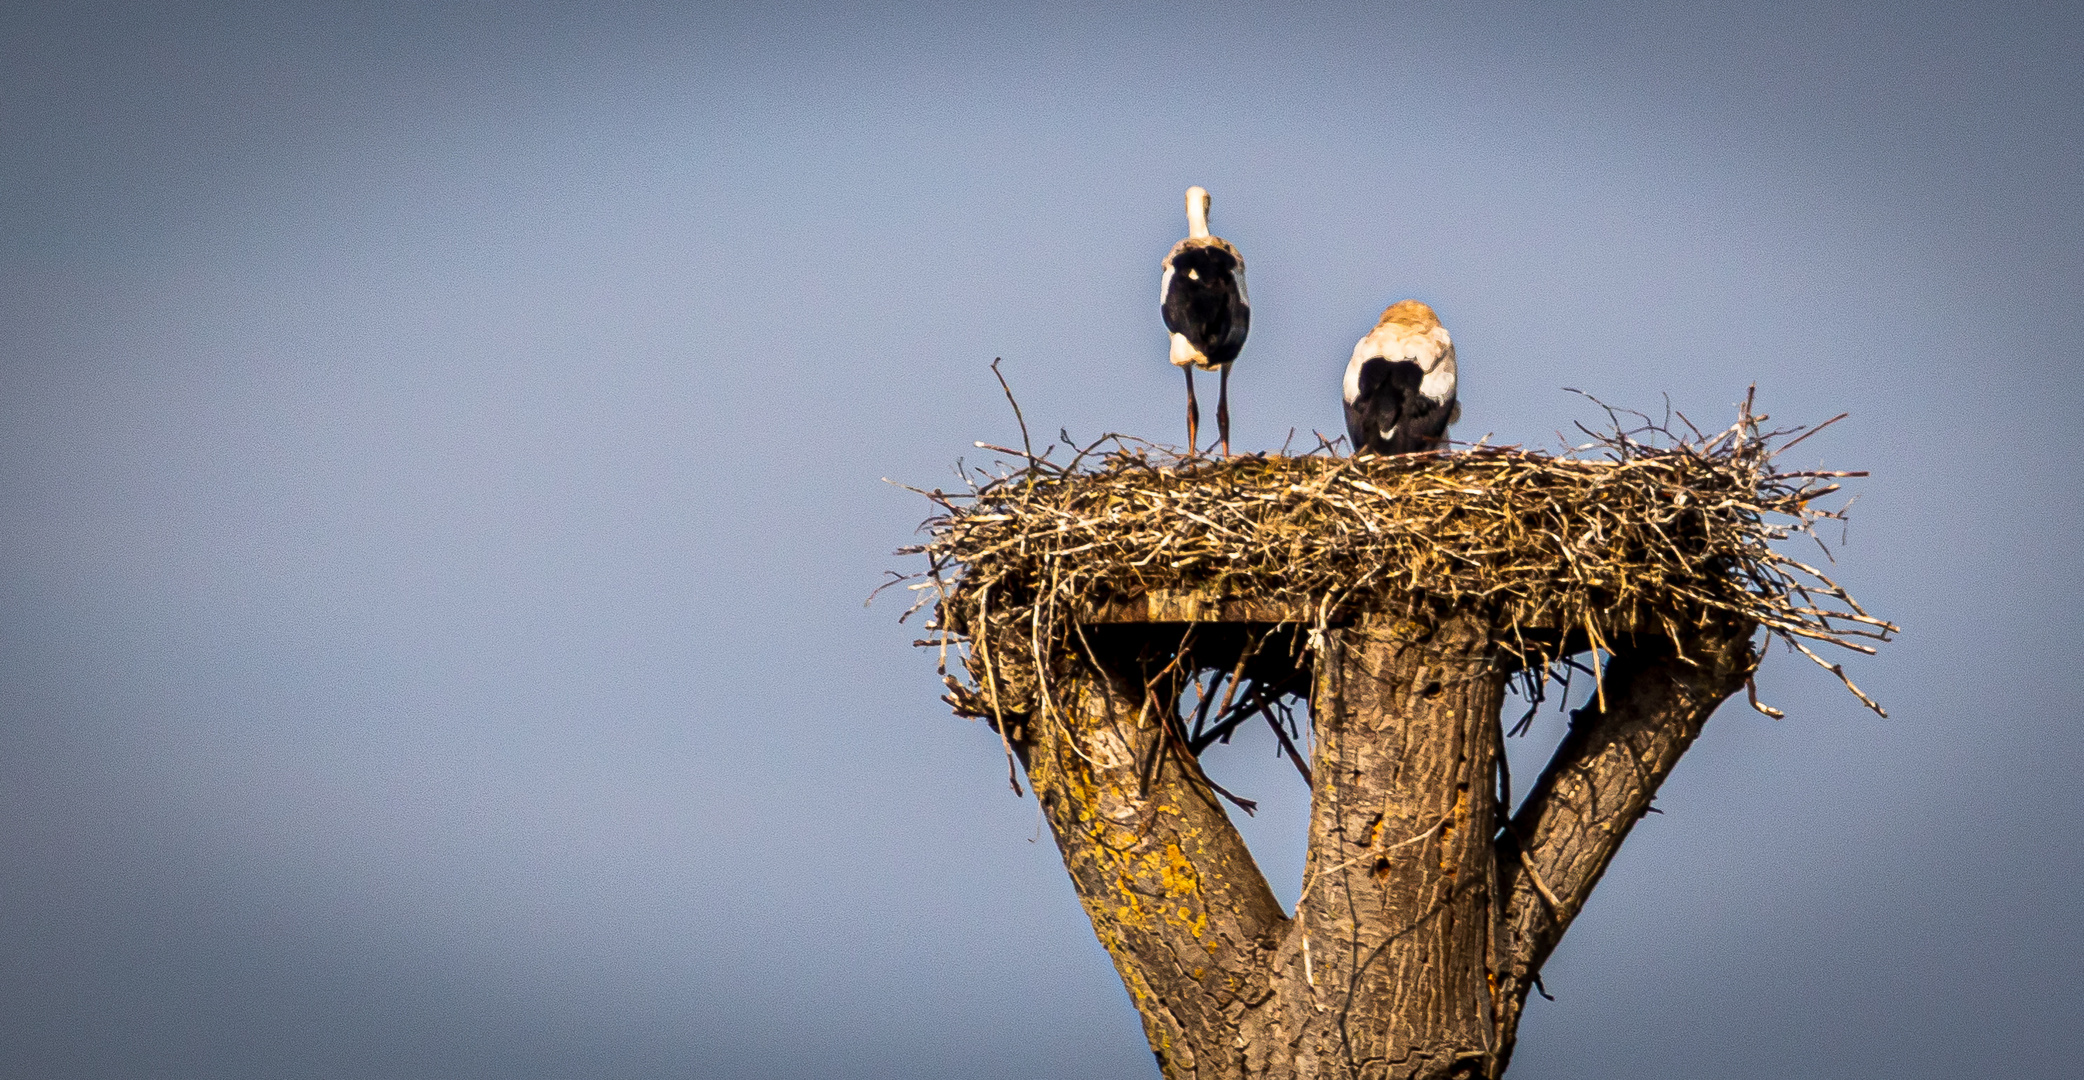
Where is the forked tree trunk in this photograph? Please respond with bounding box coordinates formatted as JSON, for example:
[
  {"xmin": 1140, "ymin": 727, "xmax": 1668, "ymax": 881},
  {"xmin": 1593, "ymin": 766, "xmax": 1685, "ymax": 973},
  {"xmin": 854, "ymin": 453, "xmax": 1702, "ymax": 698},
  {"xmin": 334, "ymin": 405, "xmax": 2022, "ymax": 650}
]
[{"xmin": 1012, "ymin": 611, "xmax": 1758, "ymax": 1080}]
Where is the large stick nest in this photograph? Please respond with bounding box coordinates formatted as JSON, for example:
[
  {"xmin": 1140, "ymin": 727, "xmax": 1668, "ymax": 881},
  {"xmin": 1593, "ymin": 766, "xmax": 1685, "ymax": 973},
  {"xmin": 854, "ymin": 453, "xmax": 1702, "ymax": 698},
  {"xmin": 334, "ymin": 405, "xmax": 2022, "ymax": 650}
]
[{"xmin": 891, "ymin": 390, "xmax": 1895, "ymax": 735}]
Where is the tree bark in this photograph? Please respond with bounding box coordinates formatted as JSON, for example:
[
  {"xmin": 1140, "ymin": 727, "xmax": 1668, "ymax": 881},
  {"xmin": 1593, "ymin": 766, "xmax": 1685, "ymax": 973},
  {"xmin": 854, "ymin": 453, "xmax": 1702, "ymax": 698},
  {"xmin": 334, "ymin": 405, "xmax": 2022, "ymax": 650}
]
[
  {"xmin": 1021, "ymin": 645, "xmax": 1289, "ymax": 1076},
  {"xmin": 1269, "ymin": 614, "xmax": 1507, "ymax": 1080},
  {"xmin": 1007, "ymin": 611, "xmax": 1758, "ymax": 1079},
  {"xmin": 1488, "ymin": 619, "xmax": 1760, "ymax": 1069}
]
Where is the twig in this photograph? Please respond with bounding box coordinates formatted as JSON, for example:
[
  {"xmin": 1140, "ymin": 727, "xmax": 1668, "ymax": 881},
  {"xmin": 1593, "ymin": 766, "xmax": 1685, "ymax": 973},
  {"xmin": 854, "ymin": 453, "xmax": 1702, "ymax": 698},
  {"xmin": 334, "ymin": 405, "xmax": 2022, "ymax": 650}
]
[
  {"xmin": 974, "ymin": 585, "xmax": 1023, "ymax": 796},
  {"xmin": 989, "ymin": 358, "xmax": 1034, "ymax": 462},
  {"xmin": 1262, "ymin": 700, "xmax": 1313, "ymax": 786},
  {"xmin": 1517, "ymin": 842, "xmax": 1568, "ymax": 920},
  {"xmin": 1746, "ymin": 676, "xmax": 1785, "ymax": 719}
]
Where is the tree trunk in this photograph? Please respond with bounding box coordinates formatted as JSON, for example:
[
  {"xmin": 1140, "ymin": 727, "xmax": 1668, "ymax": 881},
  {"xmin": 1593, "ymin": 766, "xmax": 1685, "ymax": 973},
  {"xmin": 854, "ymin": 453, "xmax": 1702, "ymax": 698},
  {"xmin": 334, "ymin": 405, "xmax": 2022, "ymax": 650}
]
[
  {"xmin": 1009, "ymin": 611, "xmax": 1758, "ymax": 1079},
  {"xmin": 1273, "ymin": 615, "xmax": 1506, "ymax": 1079}
]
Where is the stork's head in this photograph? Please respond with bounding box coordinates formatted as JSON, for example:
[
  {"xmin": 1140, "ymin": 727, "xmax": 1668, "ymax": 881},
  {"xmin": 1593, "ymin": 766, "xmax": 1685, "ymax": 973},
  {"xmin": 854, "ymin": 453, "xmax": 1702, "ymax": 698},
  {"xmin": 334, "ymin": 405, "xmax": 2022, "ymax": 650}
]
[
  {"xmin": 1379, "ymin": 299, "xmax": 1442, "ymax": 330},
  {"xmin": 1184, "ymin": 186, "xmax": 1212, "ymax": 238}
]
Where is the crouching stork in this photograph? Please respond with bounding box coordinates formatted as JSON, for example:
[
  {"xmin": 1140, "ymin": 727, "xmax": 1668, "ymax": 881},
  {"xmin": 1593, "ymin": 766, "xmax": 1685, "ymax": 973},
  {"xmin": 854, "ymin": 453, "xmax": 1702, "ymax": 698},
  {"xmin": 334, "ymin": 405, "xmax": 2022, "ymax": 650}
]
[
  {"xmin": 1161, "ymin": 186, "xmax": 1250, "ymax": 456},
  {"xmin": 1343, "ymin": 299, "xmax": 1460, "ymax": 456}
]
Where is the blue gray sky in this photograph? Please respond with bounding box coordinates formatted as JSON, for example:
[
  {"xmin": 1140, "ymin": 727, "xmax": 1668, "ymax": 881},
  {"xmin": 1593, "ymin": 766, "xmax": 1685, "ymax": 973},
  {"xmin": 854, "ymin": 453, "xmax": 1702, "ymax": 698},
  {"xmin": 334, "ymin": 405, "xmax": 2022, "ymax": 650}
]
[{"xmin": 3, "ymin": 2, "xmax": 2079, "ymax": 1077}]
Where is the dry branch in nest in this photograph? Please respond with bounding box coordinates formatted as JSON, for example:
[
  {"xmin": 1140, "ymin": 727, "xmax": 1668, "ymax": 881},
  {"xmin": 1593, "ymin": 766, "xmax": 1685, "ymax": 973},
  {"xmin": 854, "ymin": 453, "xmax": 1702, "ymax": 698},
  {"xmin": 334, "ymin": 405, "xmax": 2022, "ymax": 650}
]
[{"xmin": 889, "ymin": 389, "xmax": 1896, "ymax": 762}]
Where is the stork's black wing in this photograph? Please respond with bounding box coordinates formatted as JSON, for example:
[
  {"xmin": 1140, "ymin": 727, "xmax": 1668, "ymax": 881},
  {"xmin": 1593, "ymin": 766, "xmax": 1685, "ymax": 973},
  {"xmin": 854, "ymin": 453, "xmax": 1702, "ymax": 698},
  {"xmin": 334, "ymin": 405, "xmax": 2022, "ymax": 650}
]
[
  {"xmin": 1345, "ymin": 358, "xmax": 1454, "ymax": 454},
  {"xmin": 1161, "ymin": 245, "xmax": 1250, "ymax": 366}
]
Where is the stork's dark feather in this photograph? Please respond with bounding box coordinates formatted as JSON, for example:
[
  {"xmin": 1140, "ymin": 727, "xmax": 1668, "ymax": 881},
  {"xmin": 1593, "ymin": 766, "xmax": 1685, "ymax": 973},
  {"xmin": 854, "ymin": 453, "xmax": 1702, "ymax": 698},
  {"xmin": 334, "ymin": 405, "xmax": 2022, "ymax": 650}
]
[
  {"xmin": 1344, "ymin": 359, "xmax": 1454, "ymax": 454},
  {"xmin": 1160, "ymin": 239, "xmax": 1249, "ymax": 370}
]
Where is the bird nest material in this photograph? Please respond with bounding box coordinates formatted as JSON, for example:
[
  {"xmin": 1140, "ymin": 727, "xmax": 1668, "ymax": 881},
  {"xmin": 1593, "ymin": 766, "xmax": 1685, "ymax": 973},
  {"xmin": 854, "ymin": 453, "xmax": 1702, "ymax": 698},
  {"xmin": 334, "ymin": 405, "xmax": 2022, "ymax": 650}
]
[{"xmin": 890, "ymin": 390, "xmax": 1895, "ymax": 740}]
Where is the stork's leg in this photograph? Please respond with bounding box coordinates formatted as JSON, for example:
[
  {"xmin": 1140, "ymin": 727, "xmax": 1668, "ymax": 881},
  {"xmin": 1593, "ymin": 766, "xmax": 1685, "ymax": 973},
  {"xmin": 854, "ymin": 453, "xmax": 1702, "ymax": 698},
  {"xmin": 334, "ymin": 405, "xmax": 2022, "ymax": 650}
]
[
  {"xmin": 1184, "ymin": 366, "xmax": 1200, "ymax": 454},
  {"xmin": 1216, "ymin": 364, "xmax": 1232, "ymax": 458}
]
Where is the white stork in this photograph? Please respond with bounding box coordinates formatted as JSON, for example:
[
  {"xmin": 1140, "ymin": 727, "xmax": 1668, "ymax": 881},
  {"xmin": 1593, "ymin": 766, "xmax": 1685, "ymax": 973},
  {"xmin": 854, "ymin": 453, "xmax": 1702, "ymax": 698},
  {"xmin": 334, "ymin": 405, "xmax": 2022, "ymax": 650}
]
[
  {"xmin": 1342, "ymin": 299, "xmax": 1460, "ymax": 455},
  {"xmin": 1160, "ymin": 186, "xmax": 1250, "ymax": 456}
]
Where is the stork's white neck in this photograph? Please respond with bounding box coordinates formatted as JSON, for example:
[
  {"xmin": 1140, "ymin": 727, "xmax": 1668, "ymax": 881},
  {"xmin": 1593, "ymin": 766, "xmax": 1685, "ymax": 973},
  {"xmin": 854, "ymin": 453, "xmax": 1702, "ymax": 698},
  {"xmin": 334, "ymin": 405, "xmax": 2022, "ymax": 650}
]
[{"xmin": 1185, "ymin": 187, "xmax": 1211, "ymax": 239}]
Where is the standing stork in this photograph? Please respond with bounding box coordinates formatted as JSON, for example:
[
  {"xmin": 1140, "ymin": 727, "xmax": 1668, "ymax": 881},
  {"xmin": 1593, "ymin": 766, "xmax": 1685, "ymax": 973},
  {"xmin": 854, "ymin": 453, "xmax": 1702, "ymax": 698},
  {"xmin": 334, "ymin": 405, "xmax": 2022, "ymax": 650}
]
[
  {"xmin": 1161, "ymin": 186, "xmax": 1250, "ymax": 456},
  {"xmin": 1343, "ymin": 299, "xmax": 1461, "ymax": 455}
]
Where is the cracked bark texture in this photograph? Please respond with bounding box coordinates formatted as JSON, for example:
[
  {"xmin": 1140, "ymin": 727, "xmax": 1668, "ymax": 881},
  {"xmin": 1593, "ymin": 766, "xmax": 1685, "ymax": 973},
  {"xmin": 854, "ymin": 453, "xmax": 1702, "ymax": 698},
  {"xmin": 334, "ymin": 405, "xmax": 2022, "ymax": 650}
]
[{"xmin": 1007, "ymin": 612, "xmax": 1759, "ymax": 1080}]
